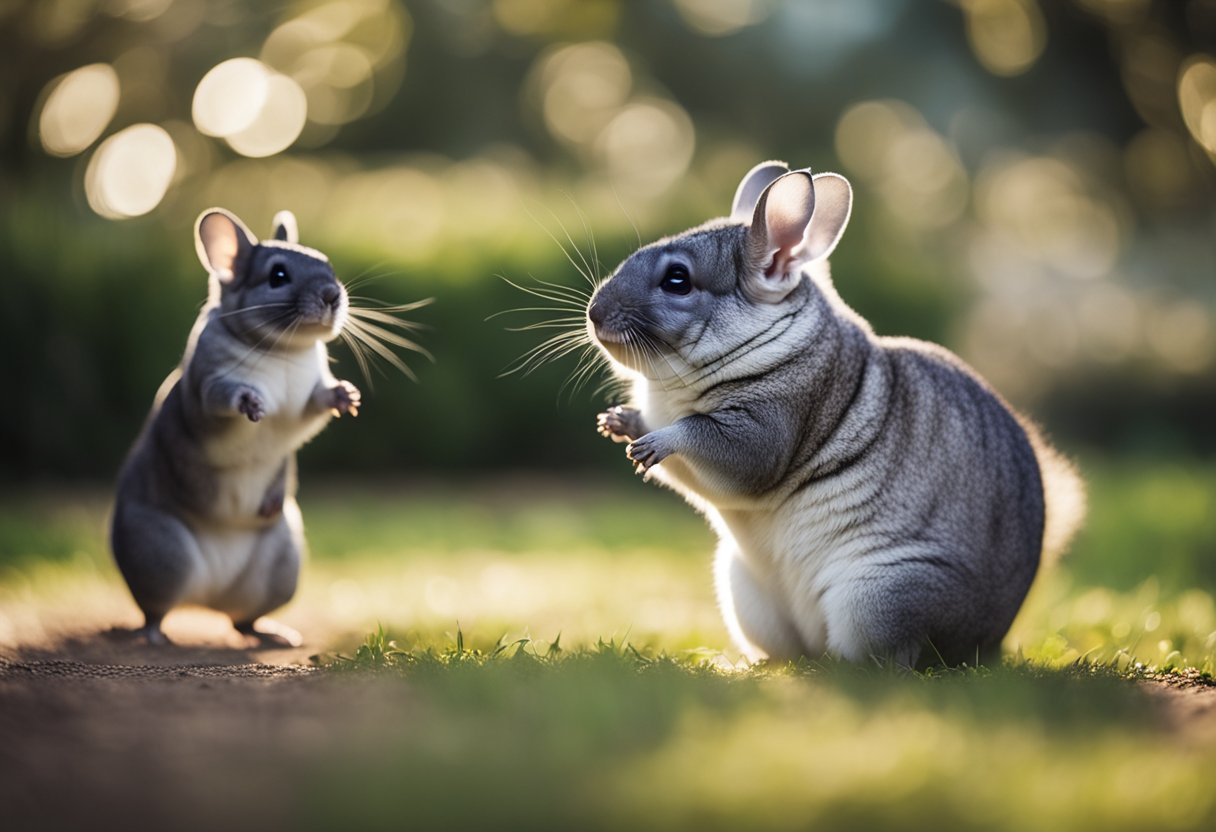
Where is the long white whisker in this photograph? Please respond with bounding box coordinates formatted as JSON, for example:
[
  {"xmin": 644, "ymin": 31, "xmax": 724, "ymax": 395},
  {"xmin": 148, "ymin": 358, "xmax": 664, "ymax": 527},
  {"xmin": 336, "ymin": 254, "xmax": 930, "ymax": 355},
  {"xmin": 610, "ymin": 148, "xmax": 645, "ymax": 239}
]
[{"xmin": 524, "ymin": 204, "xmax": 596, "ymax": 289}]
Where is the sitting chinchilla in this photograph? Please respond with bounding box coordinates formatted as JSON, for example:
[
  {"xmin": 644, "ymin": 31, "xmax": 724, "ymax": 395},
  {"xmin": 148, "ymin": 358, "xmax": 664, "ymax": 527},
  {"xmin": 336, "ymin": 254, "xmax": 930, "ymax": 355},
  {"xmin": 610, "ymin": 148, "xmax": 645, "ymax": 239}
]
[
  {"xmin": 589, "ymin": 162, "xmax": 1085, "ymax": 667},
  {"xmin": 111, "ymin": 208, "xmax": 362, "ymax": 646}
]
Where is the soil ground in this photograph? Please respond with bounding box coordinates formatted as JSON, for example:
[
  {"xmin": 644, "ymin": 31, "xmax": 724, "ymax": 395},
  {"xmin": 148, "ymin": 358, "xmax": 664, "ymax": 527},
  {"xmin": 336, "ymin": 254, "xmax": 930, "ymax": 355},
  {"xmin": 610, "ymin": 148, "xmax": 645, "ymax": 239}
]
[{"xmin": 3, "ymin": 603, "xmax": 1215, "ymax": 832}]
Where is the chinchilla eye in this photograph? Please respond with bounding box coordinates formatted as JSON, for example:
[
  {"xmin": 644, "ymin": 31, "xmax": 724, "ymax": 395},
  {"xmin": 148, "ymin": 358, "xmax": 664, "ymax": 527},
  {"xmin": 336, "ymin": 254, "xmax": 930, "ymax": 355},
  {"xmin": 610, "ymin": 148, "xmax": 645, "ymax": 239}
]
[
  {"xmin": 268, "ymin": 262, "xmax": 291, "ymax": 288},
  {"xmin": 660, "ymin": 262, "xmax": 692, "ymax": 296}
]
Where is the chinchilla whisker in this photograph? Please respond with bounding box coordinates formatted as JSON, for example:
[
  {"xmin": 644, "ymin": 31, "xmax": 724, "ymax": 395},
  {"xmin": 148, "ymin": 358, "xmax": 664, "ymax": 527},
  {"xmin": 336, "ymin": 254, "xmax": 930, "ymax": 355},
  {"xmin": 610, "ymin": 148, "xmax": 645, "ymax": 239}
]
[
  {"xmin": 503, "ymin": 317, "xmax": 587, "ymax": 333},
  {"xmin": 525, "ymin": 204, "xmax": 598, "ymax": 290},
  {"xmin": 341, "ymin": 263, "xmax": 400, "ymax": 293},
  {"xmin": 332, "ymin": 294, "xmax": 433, "ymax": 385},
  {"xmin": 486, "ymin": 306, "xmax": 582, "ymax": 323},
  {"xmin": 581, "ymin": 161, "xmax": 1087, "ymax": 668},
  {"xmin": 501, "ymin": 329, "xmax": 588, "ymax": 378},
  {"xmin": 562, "ymin": 191, "xmax": 604, "ymax": 285},
  {"xmin": 534, "ymin": 276, "xmax": 591, "ymax": 301},
  {"xmin": 113, "ymin": 205, "xmax": 371, "ymax": 647},
  {"xmin": 494, "ymin": 274, "xmax": 588, "ymax": 308},
  {"xmin": 610, "ymin": 182, "xmax": 643, "ymax": 251},
  {"xmin": 344, "ymin": 318, "xmax": 431, "ymax": 366},
  {"xmin": 346, "ymin": 316, "xmax": 432, "ymax": 359},
  {"xmin": 633, "ymin": 326, "xmax": 694, "ymax": 390},
  {"xmin": 339, "ymin": 328, "xmax": 374, "ymax": 387},
  {"xmin": 347, "ymin": 297, "xmax": 434, "ymax": 315},
  {"xmin": 540, "ymin": 200, "xmax": 599, "ymax": 290},
  {"xmin": 343, "ymin": 319, "xmax": 420, "ymax": 382},
  {"xmin": 560, "ymin": 343, "xmax": 607, "ymax": 400},
  {"xmin": 214, "ymin": 310, "xmax": 299, "ymax": 382},
  {"xmin": 347, "ymin": 306, "xmax": 430, "ymax": 332},
  {"xmin": 214, "ymin": 302, "xmax": 294, "ymax": 320},
  {"xmin": 510, "ymin": 328, "xmax": 587, "ymax": 368}
]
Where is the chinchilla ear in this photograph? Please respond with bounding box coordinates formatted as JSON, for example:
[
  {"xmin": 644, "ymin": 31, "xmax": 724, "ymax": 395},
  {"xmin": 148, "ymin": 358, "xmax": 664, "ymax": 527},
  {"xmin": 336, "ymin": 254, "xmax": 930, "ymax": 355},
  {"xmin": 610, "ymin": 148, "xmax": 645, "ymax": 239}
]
[
  {"xmin": 743, "ymin": 169, "xmax": 816, "ymax": 302},
  {"xmin": 804, "ymin": 172, "xmax": 852, "ymax": 262},
  {"xmin": 195, "ymin": 208, "xmax": 257, "ymax": 284},
  {"xmin": 271, "ymin": 210, "xmax": 298, "ymax": 244},
  {"xmin": 730, "ymin": 160, "xmax": 789, "ymax": 222},
  {"xmin": 743, "ymin": 170, "xmax": 853, "ymax": 303}
]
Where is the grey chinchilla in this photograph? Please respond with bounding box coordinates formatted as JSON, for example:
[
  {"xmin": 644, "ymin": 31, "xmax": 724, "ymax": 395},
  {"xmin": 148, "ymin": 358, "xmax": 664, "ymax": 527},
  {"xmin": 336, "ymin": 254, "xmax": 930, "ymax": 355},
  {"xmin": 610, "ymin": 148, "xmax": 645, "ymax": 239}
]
[
  {"xmin": 110, "ymin": 208, "xmax": 361, "ymax": 646},
  {"xmin": 588, "ymin": 161, "xmax": 1085, "ymax": 667}
]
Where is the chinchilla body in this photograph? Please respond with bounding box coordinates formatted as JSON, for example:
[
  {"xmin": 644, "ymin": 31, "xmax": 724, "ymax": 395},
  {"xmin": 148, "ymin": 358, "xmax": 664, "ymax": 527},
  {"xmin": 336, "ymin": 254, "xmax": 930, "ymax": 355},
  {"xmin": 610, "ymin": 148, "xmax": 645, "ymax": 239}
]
[
  {"xmin": 111, "ymin": 209, "xmax": 361, "ymax": 646},
  {"xmin": 589, "ymin": 162, "xmax": 1083, "ymax": 667}
]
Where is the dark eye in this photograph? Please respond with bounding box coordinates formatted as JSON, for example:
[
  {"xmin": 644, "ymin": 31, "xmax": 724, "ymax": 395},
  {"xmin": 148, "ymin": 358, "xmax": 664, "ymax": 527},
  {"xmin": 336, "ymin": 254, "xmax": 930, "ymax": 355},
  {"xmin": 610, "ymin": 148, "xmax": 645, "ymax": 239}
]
[
  {"xmin": 660, "ymin": 262, "xmax": 692, "ymax": 296},
  {"xmin": 268, "ymin": 263, "xmax": 291, "ymax": 288}
]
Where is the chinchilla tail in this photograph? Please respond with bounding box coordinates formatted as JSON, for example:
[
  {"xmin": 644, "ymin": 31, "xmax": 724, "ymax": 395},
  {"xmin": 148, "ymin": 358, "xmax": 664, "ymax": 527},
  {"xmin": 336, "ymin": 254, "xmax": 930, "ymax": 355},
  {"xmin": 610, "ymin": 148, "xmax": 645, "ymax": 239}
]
[{"xmin": 1020, "ymin": 416, "xmax": 1087, "ymax": 566}]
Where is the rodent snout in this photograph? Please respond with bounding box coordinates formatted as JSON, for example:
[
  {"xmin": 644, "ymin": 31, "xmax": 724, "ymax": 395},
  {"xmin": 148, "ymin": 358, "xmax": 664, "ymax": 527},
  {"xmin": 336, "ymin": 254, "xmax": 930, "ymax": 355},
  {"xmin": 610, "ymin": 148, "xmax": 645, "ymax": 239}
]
[
  {"xmin": 321, "ymin": 284, "xmax": 341, "ymax": 309},
  {"xmin": 588, "ymin": 298, "xmax": 606, "ymax": 328}
]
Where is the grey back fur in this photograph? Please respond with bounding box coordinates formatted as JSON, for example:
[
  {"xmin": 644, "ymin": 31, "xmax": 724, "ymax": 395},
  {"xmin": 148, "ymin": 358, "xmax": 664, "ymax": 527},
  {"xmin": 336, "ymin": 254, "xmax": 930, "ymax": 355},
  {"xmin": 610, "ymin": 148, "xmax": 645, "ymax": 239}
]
[
  {"xmin": 589, "ymin": 162, "xmax": 1085, "ymax": 667},
  {"xmin": 110, "ymin": 208, "xmax": 360, "ymax": 645}
]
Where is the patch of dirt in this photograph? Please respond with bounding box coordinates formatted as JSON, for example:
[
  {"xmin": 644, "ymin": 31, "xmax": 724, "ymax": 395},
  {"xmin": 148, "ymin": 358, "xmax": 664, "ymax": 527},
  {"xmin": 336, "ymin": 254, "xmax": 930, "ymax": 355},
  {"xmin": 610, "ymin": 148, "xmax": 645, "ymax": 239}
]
[
  {"xmin": 2, "ymin": 608, "xmax": 1215, "ymax": 831},
  {"xmin": 0, "ymin": 626, "xmax": 414, "ymax": 832},
  {"xmin": 1140, "ymin": 671, "xmax": 1216, "ymax": 746}
]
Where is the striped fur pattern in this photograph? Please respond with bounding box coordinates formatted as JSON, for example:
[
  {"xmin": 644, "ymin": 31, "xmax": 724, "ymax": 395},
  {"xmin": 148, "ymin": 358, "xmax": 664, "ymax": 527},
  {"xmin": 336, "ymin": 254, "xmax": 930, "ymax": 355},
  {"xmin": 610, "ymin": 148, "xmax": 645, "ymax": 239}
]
[{"xmin": 589, "ymin": 162, "xmax": 1084, "ymax": 667}]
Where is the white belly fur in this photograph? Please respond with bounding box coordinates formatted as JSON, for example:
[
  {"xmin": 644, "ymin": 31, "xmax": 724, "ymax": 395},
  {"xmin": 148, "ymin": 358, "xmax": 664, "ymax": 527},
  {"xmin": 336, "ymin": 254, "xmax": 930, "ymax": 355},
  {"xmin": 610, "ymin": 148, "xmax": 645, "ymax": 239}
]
[
  {"xmin": 186, "ymin": 500, "xmax": 305, "ymax": 615},
  {"xmin": 637, "ymin": 377, "xmax": 860, "ymax": 657},
  {"xmin": 204, "ymin": 342, "xmax": 334, "ymax": 523},
  {"xmin": 184, "ymin": 341, "xmax": 328, "ymax": 612}
]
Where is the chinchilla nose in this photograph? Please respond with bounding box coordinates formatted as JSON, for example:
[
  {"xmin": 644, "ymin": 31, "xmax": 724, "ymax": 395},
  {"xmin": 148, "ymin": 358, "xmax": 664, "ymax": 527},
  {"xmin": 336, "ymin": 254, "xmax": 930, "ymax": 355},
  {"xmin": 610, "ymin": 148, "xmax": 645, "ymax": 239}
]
[
  {"xmin": 321, "ymin": 284, "xmax": 341, "ymax": 308},
  {"xmin": 588, "ymin": 298, "xmax": 606, "ymax": 328}
]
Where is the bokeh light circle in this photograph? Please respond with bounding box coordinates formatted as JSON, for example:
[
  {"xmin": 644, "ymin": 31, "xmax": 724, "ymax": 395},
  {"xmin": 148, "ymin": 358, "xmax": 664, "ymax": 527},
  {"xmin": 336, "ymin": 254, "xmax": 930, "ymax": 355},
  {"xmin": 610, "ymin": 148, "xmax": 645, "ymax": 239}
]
[
  {"xmin": 226, "ymin": 73, "xmax": 309, "ymax": 158},
  {"xmin": 38, "ymin": 63, "xmax": 120, "ymax": 157},
  {"xmin": 85, "ymin": 123, "xmax": 177, "ymax": 219},
  {"xmin": 192, "ymin": 58, "xmax": 271, "ymax": 137}
]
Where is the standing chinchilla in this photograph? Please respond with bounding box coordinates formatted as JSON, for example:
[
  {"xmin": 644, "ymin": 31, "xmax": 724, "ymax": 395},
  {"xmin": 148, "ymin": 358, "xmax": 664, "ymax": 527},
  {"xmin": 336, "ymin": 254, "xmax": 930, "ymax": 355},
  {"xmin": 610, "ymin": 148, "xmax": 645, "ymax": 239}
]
[
  {"xmin": 588, "ymin": 162, "xmax": 1085, "ymax": 667},
  {"xmin": 111, "ymin": 208, "xmax": 365, "ymax": 647}
]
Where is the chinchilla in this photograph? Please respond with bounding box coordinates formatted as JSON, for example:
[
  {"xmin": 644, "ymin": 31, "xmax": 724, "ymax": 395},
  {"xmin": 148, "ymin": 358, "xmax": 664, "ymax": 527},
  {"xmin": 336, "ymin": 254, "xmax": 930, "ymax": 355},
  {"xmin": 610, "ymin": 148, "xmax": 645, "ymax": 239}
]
[
  {"xmin": 111, "ymin": 208, "xmax": 365, "ymax": 647},
  {"xmin": 588, "ymin": 161, "xmax": 1085, "ymax": 667}
]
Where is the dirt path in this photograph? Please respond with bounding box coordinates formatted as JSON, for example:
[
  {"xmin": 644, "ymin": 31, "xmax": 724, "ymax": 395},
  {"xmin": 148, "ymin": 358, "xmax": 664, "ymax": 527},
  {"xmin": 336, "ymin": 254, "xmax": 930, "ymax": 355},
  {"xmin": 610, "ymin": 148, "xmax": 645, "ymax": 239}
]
[
  {"xmin": 3, "ymin": 606, "xmax": 1215, "ymax": 831},
  {"xmin": 0, "ymin": 612, "xmax": 409, "ymax": 831}
]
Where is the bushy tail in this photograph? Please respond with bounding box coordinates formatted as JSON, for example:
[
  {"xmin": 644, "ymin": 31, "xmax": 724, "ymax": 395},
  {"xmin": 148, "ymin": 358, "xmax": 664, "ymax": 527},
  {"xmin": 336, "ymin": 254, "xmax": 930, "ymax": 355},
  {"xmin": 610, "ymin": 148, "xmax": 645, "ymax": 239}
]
[{"xmin": 1020, "ymin": 417, "xmax": 1087, "ymax": 565}]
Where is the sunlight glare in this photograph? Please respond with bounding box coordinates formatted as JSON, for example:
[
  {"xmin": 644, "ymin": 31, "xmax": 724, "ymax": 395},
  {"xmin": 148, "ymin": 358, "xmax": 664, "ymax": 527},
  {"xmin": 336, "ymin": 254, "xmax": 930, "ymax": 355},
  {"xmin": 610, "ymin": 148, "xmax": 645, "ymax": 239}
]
[
  {"xmin": 192, "ymin": 57, "xmax": 271, "ymax": 137},
  {"xmin": 225, "ymin": 73, "xmax": 308, "ymax": 157},
  {"xmin": 103, "ymin": 0, "xmax": 174, "ymax": 22},
  {"xmin": 84, "ymin": 123, "xmax": 177, "ymax": 219},
  {"xmin": 1147, "ymin": 302, "xmax": 1215, "ymax": 374},
  {"xmin": 959, "ymin": 0, "xmax": 1046, "ymax": 77},
  {"xmin": 975, "ymin": 154, "xmax": 1121, "ymax": 279},
  {"xmin": 1177, "ymin": 55, "xmax": 1216, "ymax": 157},
  {"xmin": 835, "ymin": 100, "xmax": 968, "ymax": 229},
  {"xmin": 672, "ymin": 0, "xmax": 773, "ymax": 37},
  {"xmin": 594, "ymin": 98, "xmax": 695, "ymax": 197},
  {"xmin": 37, "ymin": 63, "xmax": 120, "ymax": 157},
  {"xmin": 535, "ymin": 42, "xmax": 632, "ymax": 147}
]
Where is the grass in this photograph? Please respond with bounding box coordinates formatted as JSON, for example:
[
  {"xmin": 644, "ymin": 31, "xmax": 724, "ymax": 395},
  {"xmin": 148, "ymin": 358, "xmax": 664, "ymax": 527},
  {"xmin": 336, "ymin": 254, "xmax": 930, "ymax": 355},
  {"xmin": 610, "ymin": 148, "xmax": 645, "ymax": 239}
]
[
  {"xmin": 1, "ymin": 457, "xmax": 1215, "ymax": 830},
  {"xmin": 303, "ymin": 637, "xmax": 1214, "ymax": 832}
]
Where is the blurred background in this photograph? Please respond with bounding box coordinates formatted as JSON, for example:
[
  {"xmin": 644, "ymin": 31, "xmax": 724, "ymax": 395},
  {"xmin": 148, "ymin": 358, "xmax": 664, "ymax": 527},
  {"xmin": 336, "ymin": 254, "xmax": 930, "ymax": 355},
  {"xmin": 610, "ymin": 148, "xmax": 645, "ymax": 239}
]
[
  {"xmin": 4, "ymin": 7, "xmax": 1216, "ymax": 826},
  {"xmin": 0, "ymin": 0, "xmax": 1213, "ymax": 481}
]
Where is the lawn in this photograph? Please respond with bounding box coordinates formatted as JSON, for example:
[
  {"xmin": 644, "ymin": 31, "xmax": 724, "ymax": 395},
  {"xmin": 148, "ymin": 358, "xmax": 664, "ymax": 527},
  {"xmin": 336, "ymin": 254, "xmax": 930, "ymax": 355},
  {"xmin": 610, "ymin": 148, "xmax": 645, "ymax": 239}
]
[{"xmin": 1, "ymin": 457, "xmax": 1214, "ymax": 830}]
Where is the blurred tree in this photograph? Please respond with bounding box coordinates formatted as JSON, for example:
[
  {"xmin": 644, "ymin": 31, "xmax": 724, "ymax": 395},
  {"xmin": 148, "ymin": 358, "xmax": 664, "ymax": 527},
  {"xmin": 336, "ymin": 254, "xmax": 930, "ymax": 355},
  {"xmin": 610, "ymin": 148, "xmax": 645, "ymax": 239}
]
[{"xmin": 0, "ymin": 0, "xmax": 1213, "ymax": 481}]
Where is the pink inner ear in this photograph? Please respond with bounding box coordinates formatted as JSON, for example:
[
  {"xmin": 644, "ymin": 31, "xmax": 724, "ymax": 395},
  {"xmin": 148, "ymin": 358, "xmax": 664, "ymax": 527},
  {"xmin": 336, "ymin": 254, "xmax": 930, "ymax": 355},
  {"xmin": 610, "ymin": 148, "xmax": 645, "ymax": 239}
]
[
  {"xmin": 200, "ymin": 216, "xmax": 238, "ymax": 274},
  {"xmin": 763, "ymin": 175, "xmax": 815, "ymax": 277}
]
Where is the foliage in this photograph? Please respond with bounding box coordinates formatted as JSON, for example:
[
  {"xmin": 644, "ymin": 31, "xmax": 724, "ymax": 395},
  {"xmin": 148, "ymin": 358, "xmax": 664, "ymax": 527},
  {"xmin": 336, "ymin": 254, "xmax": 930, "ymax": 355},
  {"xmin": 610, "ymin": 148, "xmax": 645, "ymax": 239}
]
[{"xmin": 1, "ymin": 1, "xmax": 1214, "ymax": 480}]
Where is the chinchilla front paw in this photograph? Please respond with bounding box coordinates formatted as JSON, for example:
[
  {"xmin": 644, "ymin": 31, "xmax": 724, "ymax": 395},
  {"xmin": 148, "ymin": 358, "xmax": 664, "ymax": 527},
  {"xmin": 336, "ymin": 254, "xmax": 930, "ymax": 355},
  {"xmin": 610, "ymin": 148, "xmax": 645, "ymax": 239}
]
[
  {"xmin": 236, "ymin": 387, "xmax": 266, "ymax": 422},
  {"xmin": 627, "ymin": 431, "xmax": 674, "ymax": 474},
  {"xmin": 597, "ymin": 406, "xmax": 645, "ymax": 444},
  {"xmin": 258, "ymin": 488, "xmax": 285, "ymax": 518},
  {"xmin": 327, "ymin": 380, "xmax": 361, "ymax": 418}
]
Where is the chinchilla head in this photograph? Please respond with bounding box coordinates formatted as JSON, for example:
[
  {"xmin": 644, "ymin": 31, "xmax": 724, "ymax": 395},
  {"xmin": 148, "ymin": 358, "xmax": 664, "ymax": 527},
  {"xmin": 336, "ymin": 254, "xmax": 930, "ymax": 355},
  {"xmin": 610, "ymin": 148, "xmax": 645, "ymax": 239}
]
[
  {"xmin": 587, "ymin": 162, "xmax": 852, "ymax": 381},
  {"xmin": 194, "ymin": 208, "xmax": 348, "ymax": 349}
]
